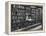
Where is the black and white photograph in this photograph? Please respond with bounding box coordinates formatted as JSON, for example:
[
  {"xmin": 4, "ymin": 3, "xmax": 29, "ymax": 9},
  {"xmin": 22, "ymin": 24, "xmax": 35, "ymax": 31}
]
[
  {"xmin": 0, "ymin": 0, "xmax": 46, "ymax": 36},
  {"xmin": 5, "ymin": 2, "xmax": 45, "ymax": 35},
  {"xmin": 11, "ymin": 4, "xmax": 43, "ymax": 32}
]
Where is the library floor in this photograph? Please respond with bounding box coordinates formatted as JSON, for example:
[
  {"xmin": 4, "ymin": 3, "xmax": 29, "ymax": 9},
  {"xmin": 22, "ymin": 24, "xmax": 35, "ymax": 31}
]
[{"xmin": 14, "ymin": 23, "xmax": 42, "ymax": 32}]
